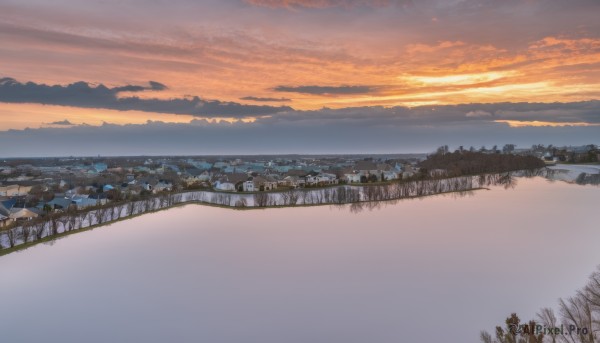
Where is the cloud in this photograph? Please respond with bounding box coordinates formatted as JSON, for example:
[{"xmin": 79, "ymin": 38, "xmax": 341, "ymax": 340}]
[
  {"xmin": 2, "ymin": 102, "xmax": 599, "ymax": 157},
  {"xmin": 149, "ymin": 81, "xmax": 168, "ymax": 91},
  {"xmin": 1, "ymin": 101, "xmax": 599, "ymax": 157},
  {"xmin": 240, "ymin": 96, "xmax": 292, "ymax": 102},
  {"xmin": 466, "ymin": 110, "xmax": 492, "ymax": 118},
  {"xmin": 48, "ymin": 119, "xmax": 74, "ymax": 126},
  {"xmin": 243, "ymin": 0, "xmax": 410, "ymax": 9},
  {"xmin": 274, "ymin": 85, "xmax": 376, "ymax": 95},
  {"xmin": 0, "ymin": 77, "xmax": 292, "ymax": 118}
]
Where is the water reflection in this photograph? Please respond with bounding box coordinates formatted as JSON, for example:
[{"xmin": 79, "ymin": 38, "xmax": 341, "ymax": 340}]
[
  {"xmin": 335, "ymin": 190, "xmax": 478, "ymax": 214},
  {"xmin": 0, "ymin": 173, "xmax": 599, "ymax": 343},
  {"xmin": 329, "ymin": 166, "xmax": 597, "ymax": 215}
]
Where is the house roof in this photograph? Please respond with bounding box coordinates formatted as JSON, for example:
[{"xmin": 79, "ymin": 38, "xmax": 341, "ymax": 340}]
[
  {"xmin": 47, "ymin": 197, "xmax": 75, "ymax": 209},
  {"xmin": 225, "ymin": 173, "xmax": 249, "ymax": 184},
  {"xmin": 285, "ymin": 170, "xmax": 308, "ymax": 177},
  {"xmin": 9, "ymin": 208, "xmax": 39, "ymax": 219},
  {"xmin": 0, "ymin": 203, "xmax": 10, "ymax": 216},
  {"xmin": 253, "ymin": 175, "xmax": 277, "ymax": 184},
  {"xmin": 377, "ymin": 164, "xmax": 393, "ymax": 171},
  {"xmin": 1, "ymin": 198, "xmax": 16, "ymax": 210},
  {"xmin": 185, "ymin": 168, "xmax": 205, "ymax": 176},
  {"xmin": 355, "ymin": 161, "xmax": 378, "ymax": 170}
]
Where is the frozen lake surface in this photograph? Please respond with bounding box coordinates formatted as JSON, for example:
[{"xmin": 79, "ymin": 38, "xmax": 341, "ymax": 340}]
[{"xmin": 1, "ymin": 176, "xmax": 599, "ymax": 343}]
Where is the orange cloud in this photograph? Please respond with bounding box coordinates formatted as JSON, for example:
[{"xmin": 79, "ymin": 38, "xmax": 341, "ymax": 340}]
[
  {"xmin": 495, "ymin": 120, "xmax": 600, "ymax": 128},
  {"xmin": 405, "ymin": 41, "xmax": 466, "ymax": 54}
]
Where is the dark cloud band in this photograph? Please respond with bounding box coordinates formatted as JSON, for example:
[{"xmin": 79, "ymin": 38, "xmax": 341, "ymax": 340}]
[{"xmin": 0, "ymin": 77, "xmax": 292, "ymax": 118}]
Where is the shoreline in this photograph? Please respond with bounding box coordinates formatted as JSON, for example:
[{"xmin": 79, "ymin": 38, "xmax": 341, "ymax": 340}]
[{"xmin": 0, "ymin": 186, "xmax": 488, "ymax": 257}]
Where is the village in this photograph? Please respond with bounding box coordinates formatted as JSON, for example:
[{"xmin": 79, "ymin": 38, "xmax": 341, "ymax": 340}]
[
  {"xmin": 1, "ymin": 143, "xmax": 598, "ymax": 229},
  {"xmin": 0, "ymin": 154, "xmax": 426, "ymax": 228}
]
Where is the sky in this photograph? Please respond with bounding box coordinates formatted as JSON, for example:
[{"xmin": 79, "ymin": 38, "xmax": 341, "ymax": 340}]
[{"xmin": 1, "ymin": 0, "xmax": 599, "ymax": 156}]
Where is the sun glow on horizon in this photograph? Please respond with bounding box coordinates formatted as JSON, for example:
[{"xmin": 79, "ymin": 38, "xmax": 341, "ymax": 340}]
[
  {"xmin": 495, "ymin": 120, "xmax": 600, "ymax": 128},
  {"xmin": 401, "ymin": 71, "xmax": 517, "ymax": 87}
]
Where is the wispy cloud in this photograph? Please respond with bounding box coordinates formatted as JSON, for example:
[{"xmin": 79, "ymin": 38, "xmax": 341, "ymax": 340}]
[
  {"xmin": 240, "ymin": 96, "xmax": 292, "ymax": 102},
  {"xmin": 274, "ymin": 85, "xmax": 376, "ymax": 95}
]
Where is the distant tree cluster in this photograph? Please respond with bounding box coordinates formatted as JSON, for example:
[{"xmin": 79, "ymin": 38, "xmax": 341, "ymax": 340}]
[{"xmin": 419, "ymin": 151, "xmax": 545, "ymax": 177}]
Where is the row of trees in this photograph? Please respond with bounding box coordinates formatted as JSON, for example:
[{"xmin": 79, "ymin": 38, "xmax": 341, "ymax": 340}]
[
  {"xmin": 420, "ymin": 151, "xmax": 546, "ymax": 178},
  {"xmin": 481, "ymin": 266, "xmax": 600, "ymax": 343},
  {"xmin": 250, "ymin": 172, "xmax": 521, "ymax": 207},
  {"xmin": 1, "ymin": 170, "xmax": 539, "ymax": 252},
  {"xmin": 0, "ymin": 192, "xmax": 184, "ymax": 250}
]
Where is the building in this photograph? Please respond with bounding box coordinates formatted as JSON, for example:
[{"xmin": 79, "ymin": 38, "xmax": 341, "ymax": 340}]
[
  {"xmin": 242, "ymin": 180, "xmax": 255, "ymax": 192},
  {"xmin": 0, "ymin": 184, "xmax": 33, "ymax": 196}
]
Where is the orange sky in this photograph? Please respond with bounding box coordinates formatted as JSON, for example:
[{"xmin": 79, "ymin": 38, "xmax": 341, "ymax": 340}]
[{"xmin": 1, "ymin": 0, "xmax": 600, "ymax": 131}]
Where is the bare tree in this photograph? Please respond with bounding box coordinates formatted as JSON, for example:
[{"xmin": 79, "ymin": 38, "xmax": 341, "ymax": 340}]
[
  {"xmin": 32, "ymin": 220, "xmax": 46, "ymax": 241},
  {"xmin": 537, "ymin": 308, "xmax": 559, "ymax": 343},
  {"xmin": 126, "ymin": 201, "xmax": 136, "ymax": 217},
  {"xmin": 234, "ymin": 198, "xmax": 247, "ymax": 207},
  {"xmin": 21, "ymin": 222, "xmax": 33, "ymax": 243},
  {"xmin": 253, "ymin": 192, "xmax": 269, "ymax": 207},
  {"xmin": 5, "ymin": 228, "xmax": 17, "ymax": 248}
]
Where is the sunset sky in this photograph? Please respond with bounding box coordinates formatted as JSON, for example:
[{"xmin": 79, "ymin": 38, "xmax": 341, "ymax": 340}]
[{"xmin": 1, "ymin": 0, "xmax": 599, "ymax": 156}]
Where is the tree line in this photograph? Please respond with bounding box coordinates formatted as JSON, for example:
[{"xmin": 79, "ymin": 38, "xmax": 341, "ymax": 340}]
[
  {"xmin": 419, "ymin": 151, "xmax": 546, "ymax": 178},
  {"xmin": 0, "ymin": 170, "xmax": 544, "ymax": 253}
]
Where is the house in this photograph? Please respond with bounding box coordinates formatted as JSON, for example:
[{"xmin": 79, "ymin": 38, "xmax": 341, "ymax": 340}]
[
  {"xmin": 71, "ymin": 196, "xmax": 102, "ymax": 208},
  {"xmin": 214, "ymin": 181, "xmax": 236, "ymax": 191},
  {"xmin": 242, "ymin": 180, "xmax": 255, "ymax": 192},
  {"xmin": 154, "ymin": 180, "xmax": 173, "ymax": 192},
  {"xmin": 103, "ymin": 184, "xmax": 115, "ymax": 192},
  {"xmin": 0, "ymin": 202, "xmax": 11, "ymax": 227},
  {"xmin": 212, "ymin": 173, "xmax": 250, "ymax": 191},
  {"xmin": 213, "ymin": 161, "xmax": 230, "ymax": 169},
  {"xmin": 252, "ymin": 176, "xmax": 278, "ymax": 191},
  {"xmin": 142, "ymin": 182, "xmax": 153, "ymax": 191},
  {"xmin": 316, "ymin": 172, "xmax": 338, "ymax": 185},
  {"xmin": 344, "ymin": 173, "xmax": 362, "ymax": 183},
  {"xmin": 0, "ymin": 166, "xmax": 14, "ymax": 175},
  {"xmin": 355, "ymin": 161, "xmax": 382, "ymax": 181},
  {"xmin": 0, "ymin": 213, "xmax": 9, "ymax": 227},
  {"xmin": 9, "ymin": 208, "xmax": 39, "ymax": 222},
  {"xmin": 94, "ymin": 162, "xmax": 108, "ymax": 173},
  {"xmin": 46, "ymin": 197, "xmax": 76, "ymax": 211},
  {"xmin": 382, "ymin": 170, "xmax": 399, "ymax": 181},
  {"xmin": 0, "ymin": 184, "xmax": 33, "ymax": 196},
  {"xmin": 278, "ymin": 175, "xmax": 305, "ymax": 188},
  {"xmin": 184, "ymin": 169, "xmax": 211, "ymax": 184}
]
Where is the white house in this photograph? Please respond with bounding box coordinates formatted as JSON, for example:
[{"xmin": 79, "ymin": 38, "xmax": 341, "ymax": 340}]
[
  {"xmin": 214, "ymin": 181, "xmax": 235, "ymax": 191},
  {"xmin": 382, "ymin": 171, "xmax": 399, "ymax": 181},
  {"xmin": 242, "ymin": 180, "xmax": 255, "ymax": 192},
  {"xmin": 317, "ymin": 173, "xmax": 338, "ymax": 185},
  {"xmin": 344, "ymin": 173, "xmax": 362, "ymax": 183}
]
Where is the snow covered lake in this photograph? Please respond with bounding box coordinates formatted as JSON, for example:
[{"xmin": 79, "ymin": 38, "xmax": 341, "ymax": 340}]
[{"xmin": 1, "ymin": 176, "xmax": 599, "ymax": 342}]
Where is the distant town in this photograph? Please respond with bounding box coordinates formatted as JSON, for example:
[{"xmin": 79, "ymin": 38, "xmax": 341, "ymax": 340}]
[{"xmin": 1, "ymin": 143, "xmax": 598, "ymax": 229}]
